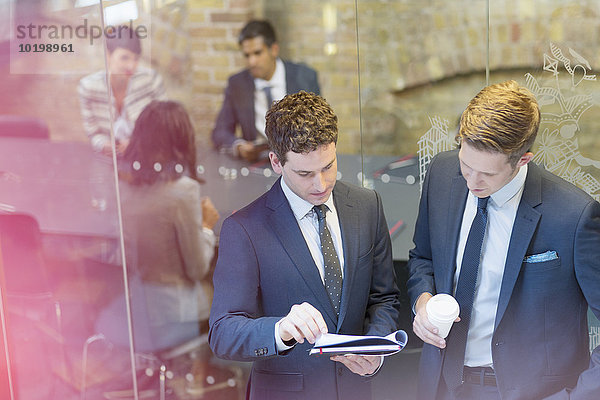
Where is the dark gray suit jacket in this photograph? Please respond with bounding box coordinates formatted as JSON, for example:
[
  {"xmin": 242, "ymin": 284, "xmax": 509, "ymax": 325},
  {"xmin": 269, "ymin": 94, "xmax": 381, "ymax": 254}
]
[
  {"xmin": 211, "ymin": 61, "xmax": 320, "ymax": 149},
  {"xmin": 407, "ymin": 150, "xmax": 600, "ymax": 400},
  {"xmin": 209, "ymin": 179, "xmax": 400, "ymax": 400}
]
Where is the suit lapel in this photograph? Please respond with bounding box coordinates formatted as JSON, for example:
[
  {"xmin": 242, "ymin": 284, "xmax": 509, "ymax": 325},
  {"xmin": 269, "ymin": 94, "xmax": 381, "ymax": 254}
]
[
  {"xmin": 284, "ymin": 61, "xmax": 298, "ymax": 93},
  {"xmin": 442, "ymin": 175, "xmax": 469, "ymax": 293},
  {"xmin": 266, "ymin": 179, "xmax": 339, "ymax": 325},
  {"xmin": 241, "ymin": 71, "xmax": 258, "ymax": 139},
  {"xmin": 332, "ymin": 183, "xmax": 358, "ymax": 332},
  {"xmin": 495, "ymin": 164, "xmax": 542, "ymax": 329}
]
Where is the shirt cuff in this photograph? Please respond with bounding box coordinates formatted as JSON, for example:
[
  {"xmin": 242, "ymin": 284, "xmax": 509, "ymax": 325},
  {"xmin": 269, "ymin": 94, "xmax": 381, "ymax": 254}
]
[
  {"xmin": 232, "ymin": 139, "xmax": 248, "ymax": 158},
  {"xmin": 413, "ymin": 292, "xmax": 433, "ymax": 315},
  {"xmin": 274, "ymin": 319, "xmax": 297, "ymax": 353},
  {"xmin": 364, "ymin": 356, "xmax": 385, "ymax": 377},
  {"xmin": 202, "ymin": 226, "xmax": 216, "ymax": 247},
  {"xmin": 91, "ymin": 134, "xmax": 109, "ymax": 152}
]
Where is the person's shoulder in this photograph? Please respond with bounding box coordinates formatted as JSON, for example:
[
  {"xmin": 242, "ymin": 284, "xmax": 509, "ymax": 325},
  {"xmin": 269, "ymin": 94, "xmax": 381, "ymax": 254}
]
[
  {"xmin": 431, "ymin": 149, "xmax": 459, "ymax": 164},
  {"xmin": 283, "ymin": 61, "xmax": 318, "ymax": 82},
  {"xmin": 78, "ymin": 70, "xmax": 106, "ymax": 91},
  {"xmin": 130, "ymin": 67, "xmax": 162, "ymax": 85},
  {"xmin": 133, "ymin": 177, "xmax": 200, "ymax": 210},
  {"xmin": 532, "ymin": 163, "xmax": 596, "ymax": 206},
  {"xmin": 283, "ymin": 60, "xmax": 316, "ymax": 73},
  {"xmin": 228, "ymin": 68, "xmax": 252, "ymax": 84},
  {"xmin": 427, "ymin": 149, "xmax": 460, "ymax": 176},
  {"xmin": 224, "ymin": 188, "xmax": 272, "ymax": 224},
  {"xmin": 172, "ymin": 175, "xmax": 200, "ymax": 191},
  {"xmin": 334, "ymin": 180, "xmax": 378, "ymax": 204}
]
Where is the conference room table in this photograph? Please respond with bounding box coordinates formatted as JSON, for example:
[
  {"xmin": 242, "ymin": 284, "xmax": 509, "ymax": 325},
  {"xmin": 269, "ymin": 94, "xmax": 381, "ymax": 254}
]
[
  {"xmin": 196, "ymin": 148, "xmax": 421, "ymax": 261},
  {"xmin": 0, "ymin": 138, "xmax": 420, "ymax": 261}
]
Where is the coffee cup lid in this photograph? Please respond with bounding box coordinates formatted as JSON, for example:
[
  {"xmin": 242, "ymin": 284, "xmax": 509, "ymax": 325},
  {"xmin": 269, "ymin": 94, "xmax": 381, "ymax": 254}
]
[{"xmin": 427, "ymin": 294, "xmax": 460, "ymax": 318}]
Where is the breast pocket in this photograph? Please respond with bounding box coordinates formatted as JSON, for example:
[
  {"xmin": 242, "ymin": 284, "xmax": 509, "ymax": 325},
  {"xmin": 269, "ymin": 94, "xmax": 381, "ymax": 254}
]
[{"xmin": 522, "ymin": 257, "xmax": 561, "ymax": 272}]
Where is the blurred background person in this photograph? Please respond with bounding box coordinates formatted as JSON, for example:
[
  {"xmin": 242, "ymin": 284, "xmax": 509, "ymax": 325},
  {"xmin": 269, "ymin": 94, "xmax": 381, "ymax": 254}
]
[
  {"xmin": 96, "ymin": 100, "xmax": 218, "ymax": 354},
  {"xmin": 211, "ymin": 19, "xmax": 320, "ymax": 162},
  {"xmin": 78, "ymin": 25, "xmax": 167, "ymax": 156}
]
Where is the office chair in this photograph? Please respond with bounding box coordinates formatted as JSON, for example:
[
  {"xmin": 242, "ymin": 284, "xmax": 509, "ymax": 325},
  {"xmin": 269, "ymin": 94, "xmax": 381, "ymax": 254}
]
[
  {"xmin": 80, "ymin": 277, "xmax": 244, "ymax": 400},
  {"xmin": 0, "ymin": 115, "xmax": 50, "ymax": 139},
  {"xmin": 0, "ymin": 213, "xmax": 67, "ymax": 398}
]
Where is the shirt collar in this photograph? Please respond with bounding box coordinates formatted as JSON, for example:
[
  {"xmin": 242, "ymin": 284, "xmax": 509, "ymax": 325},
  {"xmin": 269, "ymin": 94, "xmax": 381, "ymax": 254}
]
[
  {"xmin": 489, "ymin": 163, "xmax": 528, "ymax": 208},
  {"xmin": 255, "ymin": 58, "xmax": 285, "ymax": 90},
  {"xmin": 280, "ymin": 177, "xmax": 335, "ymax": 221}
]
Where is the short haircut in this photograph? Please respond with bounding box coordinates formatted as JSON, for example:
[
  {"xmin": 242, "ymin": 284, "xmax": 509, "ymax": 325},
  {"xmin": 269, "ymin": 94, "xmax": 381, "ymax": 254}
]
[
  {"xmin": 106, "ymin": 25, "xmax": 142, "ymax": 55},
  {"xmin": 122, "ymin": 101, "xmax": 200, "ymax": 185},
  {"xmin": 265, "ymin": 91, "xmax": 338, "ymax": 166},
  {"xmin": 457, "ymin": 80, "xmax": 540, "ymax": 166},
  {"xmin": 238, "ymin": 19, "xmax": 277, "ymax": 47}
]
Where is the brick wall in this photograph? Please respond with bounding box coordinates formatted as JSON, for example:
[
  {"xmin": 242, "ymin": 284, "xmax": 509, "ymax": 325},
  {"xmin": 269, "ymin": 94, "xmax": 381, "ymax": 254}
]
[
  {"xmin": 186, "ymin": 0, "xmax": 258, "ymax": 148},
  {"xmin": 6, "ymin": 0, "xmax": 600, "ymax": 156},
  {"xmin": 188, "ymin": 0, "xmax": 600, "ymax": 154}
]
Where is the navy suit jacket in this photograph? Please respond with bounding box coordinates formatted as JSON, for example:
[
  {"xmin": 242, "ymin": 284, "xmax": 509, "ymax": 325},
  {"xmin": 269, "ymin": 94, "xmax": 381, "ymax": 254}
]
[
  {"xmin": 407, "ymin": 150, "xmax": 600, "ymax": 400},
  {"xmin": 211, "ymin": 61, "xmax": 320, "ymax": 149},
  {"xmin": 209, "ymin": 179, "xmax": 400, "ymax": 400}
]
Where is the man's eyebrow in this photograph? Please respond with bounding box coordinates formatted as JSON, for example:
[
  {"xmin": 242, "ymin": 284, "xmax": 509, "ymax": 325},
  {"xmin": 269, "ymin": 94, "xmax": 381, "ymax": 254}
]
[{"xmin": 292, "ymin": 168, "xmax": 313, "ymax": 174}]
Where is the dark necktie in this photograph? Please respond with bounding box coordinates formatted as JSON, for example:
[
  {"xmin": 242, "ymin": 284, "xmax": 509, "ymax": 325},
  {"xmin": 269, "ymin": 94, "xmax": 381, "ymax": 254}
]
[
  {"xmin": 314, "ymin": 205, "xmax": 343, "ymax": 315},
  {"xmin": 443, "ymin": 196, "xmax": 490, "ymax": 391},
  {"xmin": 263, "ymin": 86, "xmax": 274, "ymax": 109}
]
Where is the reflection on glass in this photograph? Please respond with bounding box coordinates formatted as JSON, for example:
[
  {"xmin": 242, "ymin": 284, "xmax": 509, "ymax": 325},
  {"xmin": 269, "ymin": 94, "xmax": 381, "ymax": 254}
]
[
  {"xmin": 3, "ymin": 0, "xmax": 599, "ymax": 398},
  {"xmin": 211, "ymin": 19, "xmax": 321, "ymax": 162},
  {"xmin": 95, "ymin": 100, "xmax": 217, "ymax": 395},
  {"xmin": 77, "ymin": 24, "xmax": 166, "ymax": 155}
]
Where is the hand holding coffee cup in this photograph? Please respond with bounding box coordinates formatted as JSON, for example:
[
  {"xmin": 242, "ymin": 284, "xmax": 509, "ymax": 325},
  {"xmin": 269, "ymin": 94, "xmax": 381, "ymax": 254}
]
[{"xmin": 426, "ymin": 294, "xmax": 460, "ymax": 338}]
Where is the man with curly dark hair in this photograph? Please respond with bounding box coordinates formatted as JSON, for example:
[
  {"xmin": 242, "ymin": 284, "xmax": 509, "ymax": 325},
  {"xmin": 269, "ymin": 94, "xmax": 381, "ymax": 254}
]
[{"xmin": 209, "ymin": 91, "xmax": 401, "ymax": 400}]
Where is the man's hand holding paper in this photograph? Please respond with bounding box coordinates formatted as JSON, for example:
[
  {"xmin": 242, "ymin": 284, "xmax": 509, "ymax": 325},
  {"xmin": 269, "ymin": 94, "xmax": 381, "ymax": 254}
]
[
  {"xmin": 331, "ymin": 354, "xmax": 382, "ymax": 376},
  {"xmin": 278, "ymin": 302, "xmax": 328, "ymax": 344}
]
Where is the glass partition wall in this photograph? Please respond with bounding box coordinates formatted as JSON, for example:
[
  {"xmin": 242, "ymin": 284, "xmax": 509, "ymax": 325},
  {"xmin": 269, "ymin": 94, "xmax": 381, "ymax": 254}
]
[
  {"xmin": 1, "ymin": 1, "xmax": 130, "ymax": 399},
  {"xmin": 1, "ymin": 1, "xmax": 599, "ymax": 399}
]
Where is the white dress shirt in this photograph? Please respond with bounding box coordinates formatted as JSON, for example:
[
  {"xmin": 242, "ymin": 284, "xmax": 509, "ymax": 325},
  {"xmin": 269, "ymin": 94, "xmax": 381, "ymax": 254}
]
[
  {"xmin": 253, "ymin": 58, "xmax": 287, "ymax": 140},
  {"xmin": 454, "ymin": 164, "xmax": 528, "ymax": 367},
  {"xmin": 275, "ymin": 177, "xmax": 344, "ymax": 351}
]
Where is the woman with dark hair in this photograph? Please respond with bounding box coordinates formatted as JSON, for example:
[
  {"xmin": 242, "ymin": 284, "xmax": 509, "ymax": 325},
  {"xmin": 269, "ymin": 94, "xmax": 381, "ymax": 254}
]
[
  {"xmin": 121, "ymin": 100, "xmax": 202, "ymax": 186},
  {"xmin": 96, "ymin": 100, "xmax": 218, "ymax": 352}
]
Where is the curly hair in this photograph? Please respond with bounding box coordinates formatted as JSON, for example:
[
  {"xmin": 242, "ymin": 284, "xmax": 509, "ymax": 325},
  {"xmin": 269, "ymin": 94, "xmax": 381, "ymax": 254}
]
[{"xmin": 265, "ymin": 91, "xmax": 337, "ymax": 165}]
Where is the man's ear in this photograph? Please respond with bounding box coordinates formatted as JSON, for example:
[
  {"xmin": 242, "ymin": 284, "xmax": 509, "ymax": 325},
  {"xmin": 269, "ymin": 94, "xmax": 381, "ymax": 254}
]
[
  {"xmin": 270, "ymin": 42, "xmax": 280, "ymax": 58},
  {"xmin": 517, "ymin": 151, "xmax": 534, "ymax": 167},
  {"xmin": 269, "ymin": 151, "xmax": 283, "ymax": 174}
]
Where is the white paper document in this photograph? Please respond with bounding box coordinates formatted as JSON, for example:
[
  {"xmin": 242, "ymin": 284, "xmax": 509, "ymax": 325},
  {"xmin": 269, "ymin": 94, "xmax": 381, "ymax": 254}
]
[{"xmin": 309, "ymin": 330, "xmax": 408, "ymax": 356}]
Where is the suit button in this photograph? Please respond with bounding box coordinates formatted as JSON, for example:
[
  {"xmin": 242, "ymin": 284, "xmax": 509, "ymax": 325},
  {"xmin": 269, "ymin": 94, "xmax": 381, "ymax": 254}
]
[
  {"xmin": 337, "ymin": 367, "xmax": 343, "ymax": 376},
  {"xmin": 494, "ymin": 341, "xmax": 504, "ymax": 346}
]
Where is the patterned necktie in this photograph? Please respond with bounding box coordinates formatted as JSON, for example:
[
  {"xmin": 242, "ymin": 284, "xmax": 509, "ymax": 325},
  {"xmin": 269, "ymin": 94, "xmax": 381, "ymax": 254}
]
[
  {"xmin": 314, "ymin": 204, "xmax": 343, "ymax": 315},
  {"xmin": 263, "ymin": 86, "xmax": 274, "ymax": 109},
  {"xmin": 443, "ymin": 196, "xmax": 490, "ymax": 391}
]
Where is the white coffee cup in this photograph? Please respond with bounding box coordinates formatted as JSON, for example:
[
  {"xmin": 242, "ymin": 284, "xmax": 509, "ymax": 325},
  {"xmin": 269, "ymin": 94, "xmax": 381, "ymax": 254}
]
[{"xmin": 426, "ymin": 294, "xmax": 460, "ymax": 338}]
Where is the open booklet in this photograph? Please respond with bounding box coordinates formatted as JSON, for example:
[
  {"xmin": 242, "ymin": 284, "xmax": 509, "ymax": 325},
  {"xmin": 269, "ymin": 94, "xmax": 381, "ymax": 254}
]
[{"xmin": 309, "ymin": 330, "xmax": 408, "ymax": 356}]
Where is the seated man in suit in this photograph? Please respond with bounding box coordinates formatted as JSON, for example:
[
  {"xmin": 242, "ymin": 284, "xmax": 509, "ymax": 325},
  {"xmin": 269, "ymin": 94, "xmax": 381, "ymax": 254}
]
[
  {"xmin": 209, "ymin": 91, "xmax": 400, "ymax": 400},
  {"xmin": 408, "ymin": 80, "xmax": 600, "ymax": 400},
  {"xmin": 211, "ymin": 19, "xmax": 320, "ymax": 162}
]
